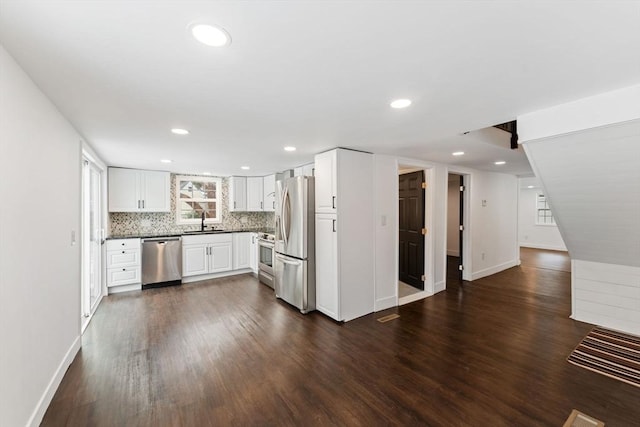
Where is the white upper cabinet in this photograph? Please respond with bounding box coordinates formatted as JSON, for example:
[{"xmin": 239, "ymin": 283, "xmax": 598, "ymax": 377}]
[
  {"xmin": 228, "ymin": 176, "xmax": 247, "ymax": 212},
  {"xmin": 314, "ymin": 150, "xmax": 337, "ymax": 213},
  {"xmin": 246, "ymin": 177, "xmax": 264, "ymax": 211},
  {"xmin": 263, "ymin": 174, "xmax": 276, "ymax": 212},
  {"xmin": 108, "ymin": 168, "xmax": 170, "ymax": 212},
  {"xmin": 293, "ymin": 162, "xmax": 315, "ymax": 177}
]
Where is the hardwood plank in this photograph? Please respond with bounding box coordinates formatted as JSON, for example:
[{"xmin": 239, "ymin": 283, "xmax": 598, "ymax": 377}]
[{"xmin": 42, "ymin": 253, "xmax": 640, "ymax": 426}]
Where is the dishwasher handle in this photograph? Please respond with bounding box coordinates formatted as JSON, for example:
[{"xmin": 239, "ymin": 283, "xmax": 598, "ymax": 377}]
[{"xmin": 142, "ymin": 237, "xmax": 181, "ymax": 243}]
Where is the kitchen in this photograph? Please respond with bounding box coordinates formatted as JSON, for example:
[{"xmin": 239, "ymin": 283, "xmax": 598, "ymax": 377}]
[{"xmin": 3, "ymin": 2, "xmax": 640, "ymax": 426}]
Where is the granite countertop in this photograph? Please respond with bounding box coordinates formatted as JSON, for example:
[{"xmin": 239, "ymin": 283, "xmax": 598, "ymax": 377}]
[{"xmin": 107, "ymin": 228, "xmax": 275, "ymax": 240}]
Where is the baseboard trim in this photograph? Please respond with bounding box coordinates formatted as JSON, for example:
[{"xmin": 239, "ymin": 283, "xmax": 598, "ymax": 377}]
[
  {"xmin": 28, "ymin": 335, "xmax": 81, "ymax": 427},
  {"xmin": 108, "ymin": 283, "xmax": 141, "ymax": 294},
  {"xmin": 375, "ymin": 295, "xmax": 396, "ymax": 312},
  {"xmin": 434, "ymin": 280, "xmax": 446, "ymax": 293},
  {"xmin": 519, "ymin": 243, "xmax": 567, "ymax": 252},
  {"xmin": 471, "ymin": 259, "xmax": 519, "ymax": 281},
  {"xmin": 182, "ymin": 269, "xmax": 254, "ymax": 284}
]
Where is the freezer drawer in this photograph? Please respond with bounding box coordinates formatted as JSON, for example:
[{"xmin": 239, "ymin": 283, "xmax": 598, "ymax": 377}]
[{"xmin": 274, "ymin": 253, "xmax": 315, "ymax": 314}]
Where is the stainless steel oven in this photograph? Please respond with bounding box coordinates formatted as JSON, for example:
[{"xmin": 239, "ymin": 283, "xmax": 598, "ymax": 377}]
[{"xmin": 258, "ymin": 234, "xmax": 275, "ymax": 289}]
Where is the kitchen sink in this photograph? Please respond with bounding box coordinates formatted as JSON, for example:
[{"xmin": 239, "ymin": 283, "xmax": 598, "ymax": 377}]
[{"xmin": 182, "ymin": 229, "xmax": 228, "ymax": 235}]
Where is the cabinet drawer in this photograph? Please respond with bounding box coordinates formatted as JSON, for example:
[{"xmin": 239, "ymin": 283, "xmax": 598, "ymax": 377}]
[
  {"xmin": 107, "ymin": 266, "xmax": 140, "ymax": 287},
  {"xmin": 106, "ymin": 238, "xmax": 140, "ymax": 250},
  {"xmin": 106, "ymin": 249, "xmax": 140, "ymax": 268}
]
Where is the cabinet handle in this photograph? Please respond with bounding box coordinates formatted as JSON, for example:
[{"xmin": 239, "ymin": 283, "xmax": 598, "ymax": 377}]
[
  {"xmin": 121, "ymin": 243, "xmax": 125, "ymax": 246},
  {"xmin": 122, "ymin": 251, "xmax": 125, "ymax": 254},
  {"xmin": 122, "ymin": 268, "xmax": 126, "ymax": 271},
  {"xmin": 234, "ymin": 201, "xmax": 236, "ymax": 209},
  {"xmin": 142, "ymin": 200, "xmax": 145, "ymax": 209},
  {"xmin": 333, "ymin": 219, "xmax": 336, "ymax": 232},
  {"xmin": 332, "ymin": 196, "xmax": 336, "ymax": 209},
  {"xmin": 261, "ymin": 201, "xmax": 263, "ymax": 209},
  {"xmin": 273, "ymin": 201, "xmax": 275, "ymax": 209}
]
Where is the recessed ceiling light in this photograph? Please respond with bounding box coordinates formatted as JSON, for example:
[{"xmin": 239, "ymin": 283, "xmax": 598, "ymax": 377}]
[
  {"xmin": 390, "ymin": 99, "xmax": 412, "ymax": 109},
  {"xmin": 494, "ymin": 161, "xmax": 506, "ymax": 165},
  {"xmin": 202, "ymin": 172, "xmax": 212, "ymax": 176},
  {"xmin": 452, "ymin": 151, "xmax": 465, "ymax": 156},
  {"xmin": 527, "ymin": 185, "xmax": 534, "ymax": 189},
  {"xmin": 171, "ymin": 128, "xmax": 189, "ymax": 135},
  {"xmin": 241, "ymin": 166, "xmax": 250, "ymax": 170},
  {"xmin": 191, "ymin": 24, "xmax": 231, "ymax": 47},
  {"xmin": 284, "ymin": 146, "xmax": 296, "ymax": 152},
  {"xmin": 160, "ymin": 159, "xmax": 172, "ymax": 164}
]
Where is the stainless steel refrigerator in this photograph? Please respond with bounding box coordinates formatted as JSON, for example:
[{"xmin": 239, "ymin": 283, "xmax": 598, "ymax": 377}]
[{"xmin": 274, "ymin": 176, "xmax": 315, "ymax": 313}]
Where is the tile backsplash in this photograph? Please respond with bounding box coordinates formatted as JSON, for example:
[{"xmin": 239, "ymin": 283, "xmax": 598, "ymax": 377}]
[{"xmin": 109, "ymin": 175, "xmax": 275, "ymax": 236}]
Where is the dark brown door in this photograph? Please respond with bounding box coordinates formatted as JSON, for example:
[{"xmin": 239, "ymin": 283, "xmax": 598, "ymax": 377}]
[{"xmin": 399, "ymin": 171, "xmax": 425, "ymax": 290}]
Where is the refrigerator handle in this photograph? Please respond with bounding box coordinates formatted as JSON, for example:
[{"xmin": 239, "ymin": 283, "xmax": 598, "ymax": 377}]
[
  {"xmin": 276, "ymin": 253, "xmax": 302, "ymax": 266},
  {"xmin": 282, "ymin": 186, "xmax": 289, "ymax": 247}
]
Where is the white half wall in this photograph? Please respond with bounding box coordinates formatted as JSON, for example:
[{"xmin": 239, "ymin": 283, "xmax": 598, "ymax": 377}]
[
  {"xmin": 0, "ymin": 45, "xmax": 82, "ymax": 426},
  {"xmin": 572, "ymin": 260, "xmax": 640, "ymax": 336},
  {"xmin": 518, "ymin": 178, "xmax": 567, "ymax": 251}
]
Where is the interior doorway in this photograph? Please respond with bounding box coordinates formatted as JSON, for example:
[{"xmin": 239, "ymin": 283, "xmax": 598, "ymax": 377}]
[
  {"xmin": 399, "ymin": 170, "xmax": 425, "ymax": 290},
  {"xmin": 447, "ymin": 173, "xmax": 466, "ymax": 283},
  {"xmin": 81, "ymin": 155, "xmax": 104, "ymax": 331}
]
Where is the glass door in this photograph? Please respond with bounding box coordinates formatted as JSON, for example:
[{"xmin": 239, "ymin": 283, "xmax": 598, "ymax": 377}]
[{"xmin": 82, "ymin": 157, "xmax": 103, "ymax": 330}]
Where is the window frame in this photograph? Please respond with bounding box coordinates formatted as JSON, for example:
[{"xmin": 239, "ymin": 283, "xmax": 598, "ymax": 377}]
[
  {"xmin": 175, "ymin": 175, "xmax": 222, "ymax": 225},
  {"xmin": 535, "ymin": 191, "xmax": 556, "ymax": 226}
]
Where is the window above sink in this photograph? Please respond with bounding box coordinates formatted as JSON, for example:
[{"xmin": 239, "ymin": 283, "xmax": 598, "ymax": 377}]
[{"xmin": 176, "ymin": 175, "xmax": 222, "ymax": 225}]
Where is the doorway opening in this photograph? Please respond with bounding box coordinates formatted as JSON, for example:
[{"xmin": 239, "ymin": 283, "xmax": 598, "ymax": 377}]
[
  {"xmin": 447, "ymin": 173, "xmax": 464, "ymax": 283},
  {"xmin": 81, "ymin": 154, "xmax": 104, "ymax": 332},
  {"xmin": 397, "ymin": 164, "xmax": 432, "ymax": 305}
]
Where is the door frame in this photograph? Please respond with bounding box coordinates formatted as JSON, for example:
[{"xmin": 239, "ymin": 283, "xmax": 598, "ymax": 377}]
[
  {"xmin": 395, "ymin": 160, "xmax": 435, "ymax": 305},
  {"xmin": 445, "ymin": 168, "xmax": 472, "ymax": 283},
  {"xmin": 81, "ymin": 147, "xmax": 107, "ymax": 332}
]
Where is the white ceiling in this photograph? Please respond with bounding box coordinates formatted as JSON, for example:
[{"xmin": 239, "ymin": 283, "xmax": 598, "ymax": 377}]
[{"xmin": 1, "ymin": 1, "xmax": 639, "ymax": 177}]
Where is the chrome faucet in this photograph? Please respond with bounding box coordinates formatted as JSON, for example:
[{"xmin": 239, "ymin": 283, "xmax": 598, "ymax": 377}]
[{"xmin": 201, "ymin": 212, "xmax": 206, "ymax": 231}]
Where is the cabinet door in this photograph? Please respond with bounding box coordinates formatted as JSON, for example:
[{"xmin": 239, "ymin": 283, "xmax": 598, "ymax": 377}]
[
  {"xmin": 315, "ymin": 214, "xmax": 339, "ymax": 320},
  {"xmin": 108, "ymin": 168, "xmax": 140, "ymax": 212},
  {"xmin": 141, "ymin": 170, "xmax": 170, "ymax": 212},
  {"xmin": 249, "ymin": 233, "xmax": 258, "ymax": 272},
  {"xmin": 229, "ymin": 176, "xmax": 247, "ymax": 211},
  {"xmin": 211, "ymin": 242, "xmax": 233, "ymax": 273},
  {"xmin": 233, "ymin": 233, "xmax": 251, "ymax": 270},
  {"xmin": 314, "ymin": 150, "xmax": 337, "ymax": 213},
  {"xmin": 183, "ymin": 244, "xmax": 209, "ymax": 277},
  {"xmin": 263, "ymin": 174, "xmax": 276, "ymax": 212},
  {"xmin": 246, "ymin": 177, "xmax": 264, "ymax": 211}
]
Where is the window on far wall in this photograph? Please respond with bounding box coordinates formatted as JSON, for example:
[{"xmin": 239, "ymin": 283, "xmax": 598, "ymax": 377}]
[
  {"xmin": 535, "ymin": 192, "xmax": 556, "ymax": 225},
  {"xmin": 175, "ymin": 175, "xmax": 222, "ymax": 224}
]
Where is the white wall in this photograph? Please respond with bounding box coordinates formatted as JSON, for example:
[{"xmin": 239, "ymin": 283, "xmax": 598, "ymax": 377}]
[
  {"xmin": 0, "ymin": 45, "xmax": 82, "ymax": 426},
  {"xmin": 518, "ymin": 177, "xmax": 567, "ymax": 251},
  {"xmin": 373, "ymin": 154, "xmax": 520, "ymax": 310},
  {"xmin": 572, "ymin": 260, "xmax": 640, "ymax": 336},
  {"xmin": 468, "ymin": 171, "xmax": 520, "ymax": 280},
  {"xmin": 446, "ymin": 176, "xmax": 460, "ymax": 256}
]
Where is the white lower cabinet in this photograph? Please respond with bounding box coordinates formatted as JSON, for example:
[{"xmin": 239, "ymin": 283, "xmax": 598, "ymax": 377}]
[
  {"xmin": 106, "ymin": 238, "xmax": 141, "ymax": 291},
  {"xmin": 182, "ymin": 234, "xmax": 233, "ymax": 278},
  {"xmin": 233, "ymin": 232, "xmax": 252, "ymax": 270},
  {"xmin": 315, "ymin": 214, "xmax": 339, "ymax": 319}
]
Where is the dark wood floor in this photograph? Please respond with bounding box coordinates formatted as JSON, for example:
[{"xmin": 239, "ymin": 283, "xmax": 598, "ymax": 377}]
[{"xmin": 43, "ymin": 250, "xmax": 640, "ymax": 426}]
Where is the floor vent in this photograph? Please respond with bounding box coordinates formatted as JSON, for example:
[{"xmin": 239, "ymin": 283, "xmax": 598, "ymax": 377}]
[
  {"xmin": 563, "ymin": 409, "xmax": 605, "ymax": 427},
  {"xmin": 377, "ymin": 314, "xmax": 400, "ymax": 323}
]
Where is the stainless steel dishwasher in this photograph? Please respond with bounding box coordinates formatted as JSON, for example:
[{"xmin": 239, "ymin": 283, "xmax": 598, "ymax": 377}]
[{"xmin": 141, "ymin": 237, "xmax": 182, "ymax": 289}]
